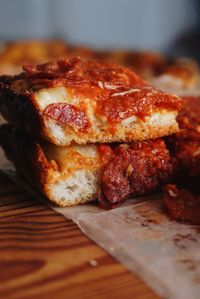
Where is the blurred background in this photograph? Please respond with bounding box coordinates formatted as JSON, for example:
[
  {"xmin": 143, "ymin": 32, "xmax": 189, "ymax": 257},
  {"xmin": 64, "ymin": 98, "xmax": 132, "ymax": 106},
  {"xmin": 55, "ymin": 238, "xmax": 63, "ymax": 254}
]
[{"xmin": 0, "ymin": 0, "xmax": 200, "ymax": 59}]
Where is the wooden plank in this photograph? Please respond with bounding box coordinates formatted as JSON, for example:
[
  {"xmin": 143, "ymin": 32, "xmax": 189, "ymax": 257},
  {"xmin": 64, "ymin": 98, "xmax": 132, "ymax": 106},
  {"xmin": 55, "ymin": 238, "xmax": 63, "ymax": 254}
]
[{"xmin": 0, "ymin": 171, "xmax": 159, "ymax": 299}]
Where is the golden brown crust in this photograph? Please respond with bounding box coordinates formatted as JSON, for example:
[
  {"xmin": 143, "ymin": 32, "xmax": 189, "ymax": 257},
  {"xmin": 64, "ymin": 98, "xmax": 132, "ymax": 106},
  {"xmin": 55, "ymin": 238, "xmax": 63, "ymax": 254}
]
[
  {"xmin": 0, "ymin": 85, "xmax": 179, "ymax": 146},
  {"xmin": 0, "ymin": 124, "xmax": 100, "ymax": 206},
  {"xmin": 0, "ymin": 124, "xmax": 177, "ymax": 207},
  {"xmin": 0, "ymin": 124, "xmax": 175, "ymax": 207},
  {"xmin": 43, "ymin": 114, "xmax": 179, "ymax": 146}
]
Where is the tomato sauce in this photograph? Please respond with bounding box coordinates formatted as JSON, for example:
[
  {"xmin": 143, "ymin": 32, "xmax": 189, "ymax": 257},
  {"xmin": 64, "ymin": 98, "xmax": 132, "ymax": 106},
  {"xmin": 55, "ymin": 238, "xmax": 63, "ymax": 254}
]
[
  {"xmin": 98, "ymin": 139, "xmax": 173, "ymax": 208},
  {"xmin": 20, "ymin": 58, "xmax": 183, "ymax": 124}
]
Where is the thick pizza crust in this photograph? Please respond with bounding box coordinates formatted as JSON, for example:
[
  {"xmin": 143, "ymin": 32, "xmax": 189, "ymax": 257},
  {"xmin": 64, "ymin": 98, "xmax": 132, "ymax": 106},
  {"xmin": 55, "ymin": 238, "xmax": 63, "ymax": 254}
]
[
  {"xmin": 43, "ymin": 109, "xmax": 179, "ymax": 145},
  {"xmin": 0, "ymin": 124, "xmax": 100, "ymax": 206}
]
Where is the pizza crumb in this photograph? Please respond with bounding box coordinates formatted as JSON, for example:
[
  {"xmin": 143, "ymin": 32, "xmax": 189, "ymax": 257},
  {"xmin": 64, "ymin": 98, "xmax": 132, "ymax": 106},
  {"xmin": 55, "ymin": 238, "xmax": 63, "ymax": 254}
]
[
  {"xmin": 168, "ymin": 189, "xmax": 178, "ymax": 197},
  {"xmin": 89, "ymin": 259, "xmax": 98, "ymax": 267}
]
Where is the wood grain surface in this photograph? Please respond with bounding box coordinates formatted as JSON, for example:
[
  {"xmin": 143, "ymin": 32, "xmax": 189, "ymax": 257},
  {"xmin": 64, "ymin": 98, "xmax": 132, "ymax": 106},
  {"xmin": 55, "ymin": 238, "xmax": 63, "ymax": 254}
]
[{"xmin": 0, "ymin": 171, "xmax": 160, "ymax": 299}]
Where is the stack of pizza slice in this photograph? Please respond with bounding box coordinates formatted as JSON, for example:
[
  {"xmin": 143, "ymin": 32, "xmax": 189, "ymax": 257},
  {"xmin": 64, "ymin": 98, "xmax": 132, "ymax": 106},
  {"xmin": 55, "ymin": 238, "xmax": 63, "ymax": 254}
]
[{"xmin": 0, "ymin": 56, "xmax": 185, "ymax": 207}]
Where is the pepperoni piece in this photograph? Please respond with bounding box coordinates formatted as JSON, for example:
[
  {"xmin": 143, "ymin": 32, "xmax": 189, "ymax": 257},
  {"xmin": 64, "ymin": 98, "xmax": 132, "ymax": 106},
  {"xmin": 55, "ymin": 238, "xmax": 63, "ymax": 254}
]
[
  {"xmin": 43, "ymin": 103, "xmax": 90, "ymax": 130},
  {"xmin": 177, "ymin": 96, "xmax": 200, "ymax": 131},
  {"xmin": 164, "ymin": 184, "xmax": 200, "ymax": 224},
  {"xmin": 99, "ymin": 139, "xmax": 173, "ymax": 206},
  {"xmin": 98, "ymin": 189, "xmax": 126, "ymax": 209}
]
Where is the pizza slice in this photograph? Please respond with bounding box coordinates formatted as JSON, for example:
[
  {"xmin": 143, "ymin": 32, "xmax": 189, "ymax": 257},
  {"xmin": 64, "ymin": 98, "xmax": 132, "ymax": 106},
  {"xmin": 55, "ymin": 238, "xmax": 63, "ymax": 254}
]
[
  {"xmin": 0, "ymin": 124, "xmax": 173, "ymax": 207},
  {"xmin": 0, "ymin": 57, "xmax": 182, "ymax": 146}
]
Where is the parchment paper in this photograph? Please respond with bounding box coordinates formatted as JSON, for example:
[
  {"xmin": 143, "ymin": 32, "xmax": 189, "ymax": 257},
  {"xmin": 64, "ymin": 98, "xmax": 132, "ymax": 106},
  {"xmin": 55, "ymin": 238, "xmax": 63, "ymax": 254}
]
[{"xmin": 1, "ymin": 150, "xmax": 200, "ymax": 299}]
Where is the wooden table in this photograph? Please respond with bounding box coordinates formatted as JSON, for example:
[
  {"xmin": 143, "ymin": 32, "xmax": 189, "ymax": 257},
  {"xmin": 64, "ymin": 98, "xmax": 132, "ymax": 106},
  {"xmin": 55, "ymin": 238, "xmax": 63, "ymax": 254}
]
[{"xmin": 0, "ymin": 171, "xmax": 160, "ymax": 299}]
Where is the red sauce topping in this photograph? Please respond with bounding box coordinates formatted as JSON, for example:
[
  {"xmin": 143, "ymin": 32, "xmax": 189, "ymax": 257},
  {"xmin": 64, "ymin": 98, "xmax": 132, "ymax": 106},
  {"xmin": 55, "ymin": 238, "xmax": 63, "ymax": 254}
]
[
  {"xmin": 43, "ymin": 103, "xmax": 90, "ymax": 130},
  {"xmin": 98, "ymin": 140, "xmax": 173, "ymax": 208},
  {"xmin": 166, "ymin": 96, "xmax": 200, "ymax": 180},
  {"xmin": 177, "ymin": 96, "xmax": 200, "ymax": 132},
  {"xmin": 166, "ymin": 130, "xmax": 200, "ymax": 180},
  {"xmin": 97, "ymin": 87, "xmax": 181, "ymax": 122},
  {"xmin": 11, "ymin": 57, "xmax": 183, "ymax": 123},
  {"xmin": 97, "ymin": 144, "xmax": 115, "ymax": 165},
  {"xmin": 163, "ymin": 97, "xmax": 200, "ymax": 224}
]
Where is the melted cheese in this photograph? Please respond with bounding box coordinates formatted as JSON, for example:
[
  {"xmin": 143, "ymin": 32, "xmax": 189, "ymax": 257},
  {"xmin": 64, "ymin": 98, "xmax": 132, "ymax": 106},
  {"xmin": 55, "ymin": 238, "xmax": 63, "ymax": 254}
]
[{"xmin": 34, "ymin": 87, "xmax": 79, "ymax": 110}]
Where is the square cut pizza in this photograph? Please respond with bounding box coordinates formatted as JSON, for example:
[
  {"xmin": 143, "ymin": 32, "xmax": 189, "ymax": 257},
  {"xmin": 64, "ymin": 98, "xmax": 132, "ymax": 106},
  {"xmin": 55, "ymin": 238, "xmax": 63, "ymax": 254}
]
[
  {"xmin": 0, "ymin": 57, "xmax": 182, "ymax": 146},
  {"xmin": 0, "ymin": 124, "xmax": 173, "ymax": 207}
]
